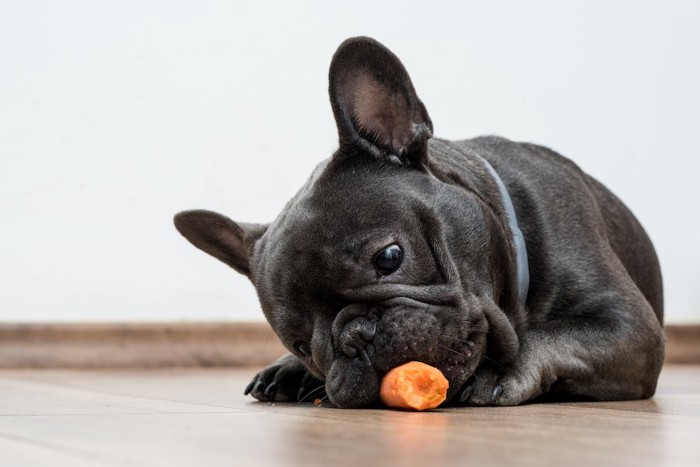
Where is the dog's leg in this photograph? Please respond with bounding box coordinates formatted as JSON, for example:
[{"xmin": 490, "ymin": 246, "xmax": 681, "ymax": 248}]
[
  {"xmin": 246, "ymin": 354, "xmax": 326, "ymax": 403},
  {"xmin": 462, "ymin": 291, "xmax": 664, "ymax": 406}
]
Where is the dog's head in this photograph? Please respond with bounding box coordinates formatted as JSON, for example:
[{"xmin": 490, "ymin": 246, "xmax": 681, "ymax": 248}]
[{"xmin": 175, "ymin": 37, "xmax": 521, "ymax": 407}]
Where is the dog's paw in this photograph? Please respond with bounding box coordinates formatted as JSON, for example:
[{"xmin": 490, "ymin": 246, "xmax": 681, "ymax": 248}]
[
  {"xmin": 458, "ymin": 362, "xmax": 553, "ymax": 406},
  {"xmin": 245, "ymin": 354, "xmax": 326, "ymax": 403}
]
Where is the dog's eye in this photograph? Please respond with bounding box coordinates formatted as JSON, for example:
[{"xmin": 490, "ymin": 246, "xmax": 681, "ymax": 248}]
[
  {"xmin": 294, "ymin": 341, "xmax": 311, "ymax": 357},
  {"xmin": 373, "ymin": 244, "xmax": 403, "ymax": 275}
]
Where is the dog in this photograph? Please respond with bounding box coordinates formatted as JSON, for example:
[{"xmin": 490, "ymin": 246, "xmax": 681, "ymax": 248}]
[{"xmin": 174, "ymin": 37, "xmax": 664, "ymax": 408}]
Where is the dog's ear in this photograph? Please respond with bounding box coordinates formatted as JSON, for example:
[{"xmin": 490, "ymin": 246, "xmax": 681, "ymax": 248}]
[
  {"xmin": 173, "ymin": 210, "xmax": 267, "ymax": 277},
  {"xmin": 329, "ymin": 36, "xmax": 433, "ymax": 169}
]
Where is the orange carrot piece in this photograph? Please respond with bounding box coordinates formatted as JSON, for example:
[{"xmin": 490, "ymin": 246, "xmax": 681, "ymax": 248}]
[{"xmin": 379, "ymin": 361, "xmax": 449, "ymax": 410}]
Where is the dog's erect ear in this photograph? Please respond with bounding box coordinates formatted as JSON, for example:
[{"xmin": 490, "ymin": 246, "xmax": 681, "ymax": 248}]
[
  {"xmin": 173, "ymin": 210, "xmax": 267, "ymax": 277},
  {"xmin": 329, "ymin": 36, "xmax": 433, "ymax": 169}
]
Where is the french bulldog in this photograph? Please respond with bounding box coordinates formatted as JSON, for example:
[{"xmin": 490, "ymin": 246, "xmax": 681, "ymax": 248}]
[{"xmin": 174, "ymin": 37, "xmax": 664, "ymax": 408}]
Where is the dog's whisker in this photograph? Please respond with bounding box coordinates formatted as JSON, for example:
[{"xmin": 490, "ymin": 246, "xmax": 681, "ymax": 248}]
[
  {"xmin": 482, "ymin": 355, "xmax": 506, "ymax": 370},
  {"xmin": 300, "ymin": 385, "xmax": 325, "ymax": 402},
  {"xmin": 298, "ymin": 384, "xmax": 326, "ymax": 404},
  {"xmin": 439, "ymin": 334, "xmax": 478, "ymax": 349},
  {"xmin": 437, "ymin": 343, "xmax": 471, "ymax": 359}
]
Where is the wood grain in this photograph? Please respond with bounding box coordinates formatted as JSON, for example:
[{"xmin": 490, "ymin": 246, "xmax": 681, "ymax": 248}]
[
  {"xmin": 0, "ymin": 322, "xmax": 697, "ymax": 368},
  {"xmin": 0, "ymin": 365, "xmax": 698, "ymax": 467}
]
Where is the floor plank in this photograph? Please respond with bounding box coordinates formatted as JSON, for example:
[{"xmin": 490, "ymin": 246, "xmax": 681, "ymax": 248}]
[
  {"xmin": 0, "ymin": 435, "xmax": 101, "ymax": 467},
  {"xmin": 0, "ymin": 365, "xmax": 698, "ymax": 466}
]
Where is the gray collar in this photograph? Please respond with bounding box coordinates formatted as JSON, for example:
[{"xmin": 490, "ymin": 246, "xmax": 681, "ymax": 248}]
[{"xmin": 476, "ymin": 156, "xmax": 530, "ymax": 307}]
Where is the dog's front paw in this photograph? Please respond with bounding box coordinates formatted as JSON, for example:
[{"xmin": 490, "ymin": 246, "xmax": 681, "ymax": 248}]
[
  {"xmin": 245, "ymin": 354, "xmax": 326, "ymax": 403},
  {"xmin": 459, "ymin": 362, "xmax": 553, "ymax": 406}
]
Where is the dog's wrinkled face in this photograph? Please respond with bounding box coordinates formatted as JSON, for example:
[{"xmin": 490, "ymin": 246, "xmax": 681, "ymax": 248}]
[
  {"xmin": 252, "ymin": 156, "xmax": 495, "ymax": 406},
  {"xmin": 174, "ymin": 37, "xmax": 519, "ymax": 407}
]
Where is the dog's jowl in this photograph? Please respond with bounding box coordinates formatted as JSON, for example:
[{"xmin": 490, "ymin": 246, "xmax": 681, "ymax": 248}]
[{"xmin": 174, "ymin": 37, "xmax": 664, "ymax": 408}]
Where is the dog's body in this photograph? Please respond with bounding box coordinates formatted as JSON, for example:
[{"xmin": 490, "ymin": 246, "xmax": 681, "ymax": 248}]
[{"xmin": 175, "ymin": 37, "xmax": 664, "ymax": 408}]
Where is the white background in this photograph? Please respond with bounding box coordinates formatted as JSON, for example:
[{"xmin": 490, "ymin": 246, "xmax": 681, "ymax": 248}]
[{"xmin": 1, "ymin": 1, "xmax": 698, "ymax": 323}]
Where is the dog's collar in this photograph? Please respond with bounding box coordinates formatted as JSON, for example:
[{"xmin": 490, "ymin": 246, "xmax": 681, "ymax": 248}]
[{"xmin": 476, "ymin": 156, "xmax": 530, "ymax": 307}]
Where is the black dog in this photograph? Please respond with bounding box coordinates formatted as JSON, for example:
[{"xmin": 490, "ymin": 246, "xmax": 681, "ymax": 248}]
[{"xmin": 175, "ymin": 37, "xmax": 664, "ymax": 408}]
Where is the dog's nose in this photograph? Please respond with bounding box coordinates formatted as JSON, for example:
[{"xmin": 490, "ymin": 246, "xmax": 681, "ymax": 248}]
[{"xmin": 338, "ymin": 317, "xmax": 377, "ymax": 359}]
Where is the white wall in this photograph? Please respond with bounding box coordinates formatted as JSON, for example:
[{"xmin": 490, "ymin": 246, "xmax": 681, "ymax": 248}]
[{"xmin": 1, "ymin": 1, "xmax": 698, "ymax": 323}]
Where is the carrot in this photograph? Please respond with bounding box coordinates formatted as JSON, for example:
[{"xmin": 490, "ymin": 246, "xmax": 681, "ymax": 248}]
[{"xmin": 379, "ymin": 361, "xmax": 449, "ymax": 410}]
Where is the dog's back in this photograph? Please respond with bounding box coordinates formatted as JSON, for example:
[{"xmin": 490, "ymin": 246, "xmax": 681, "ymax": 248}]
[{"xmin": 429, "ymin": 135, "xmax": 663, "ymax": 325}]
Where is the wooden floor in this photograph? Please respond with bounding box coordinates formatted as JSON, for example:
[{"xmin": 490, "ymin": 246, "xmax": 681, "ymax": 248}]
[{"xmin": 1, "ymin": 365, "xmax": 699, "ymax": 467}]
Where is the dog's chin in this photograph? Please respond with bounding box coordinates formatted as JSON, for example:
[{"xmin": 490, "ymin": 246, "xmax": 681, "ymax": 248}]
[
  {"xmin": 326, "ymin": 356, "xmax": 381, "ymax": 408},
  {"xmin": 324, "ymin": 348, "xmax": 483, "ymax": 408}
]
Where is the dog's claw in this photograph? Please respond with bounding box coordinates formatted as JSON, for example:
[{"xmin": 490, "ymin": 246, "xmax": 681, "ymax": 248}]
[
  {"xmin": 263, "ymin": 382, "xmax": 277, "ymax": 398},
  {"xmin": 460, "ymin": 385, "xmax": 474, "ymax": 403},
  {"xmin": 244, "ymin": 379, "xmax": 256, "ymax": 395},
  {"xmin": 491, "ymin": 384, "xmax": 503, "ymax": 403},
  {"xmin": 245, "ymin": 355, "xmax": 316, "ymax": 402}
]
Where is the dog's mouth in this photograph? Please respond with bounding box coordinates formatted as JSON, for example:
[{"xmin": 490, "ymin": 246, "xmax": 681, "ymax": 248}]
[{"xmin": 322, "ymin": 295, "xmax": 488, "ymax": 408}]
